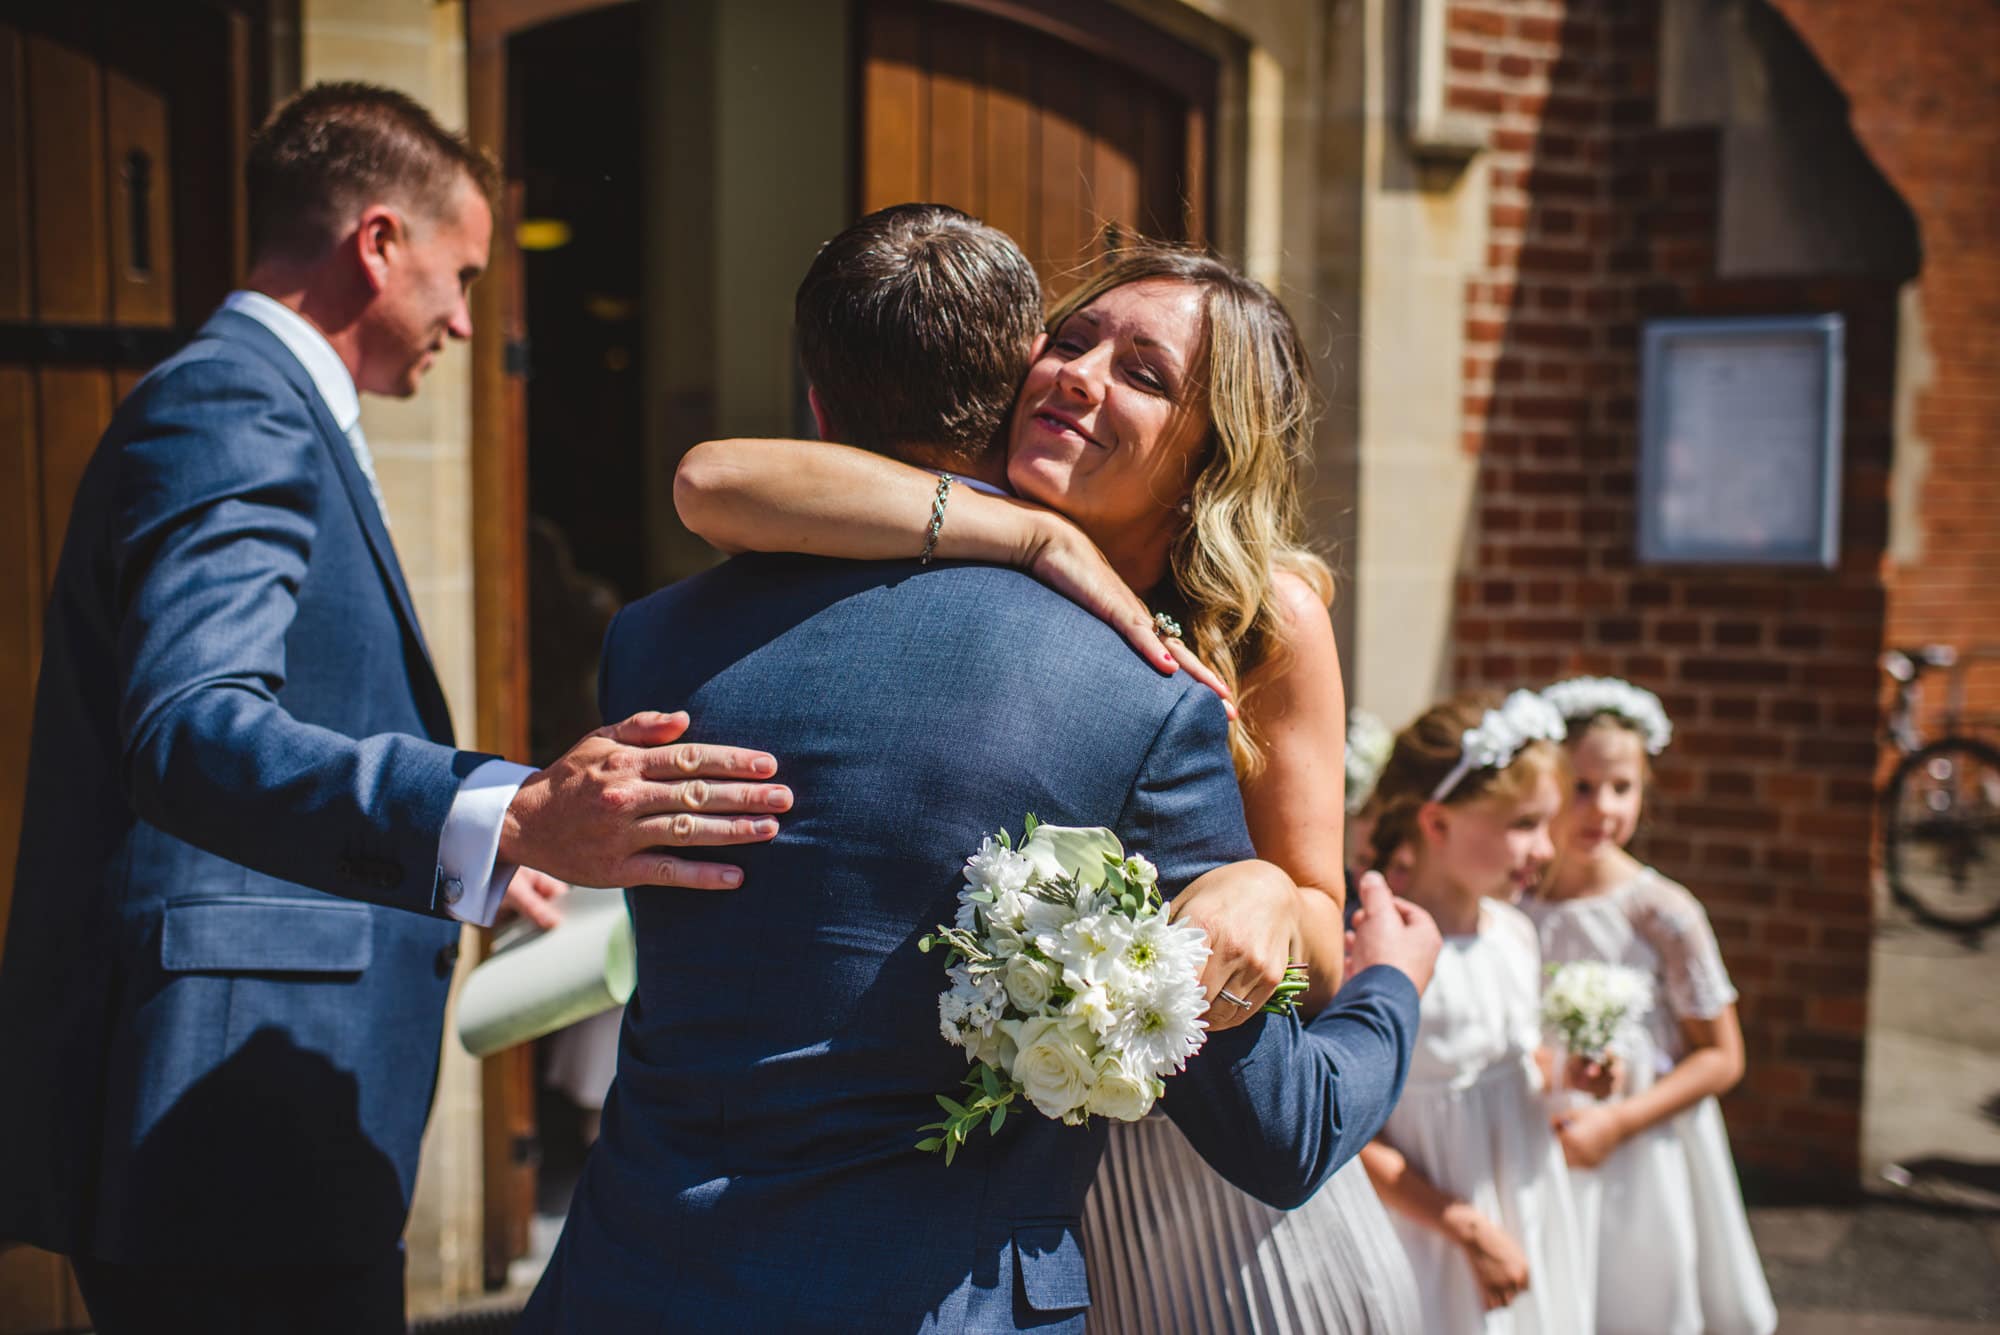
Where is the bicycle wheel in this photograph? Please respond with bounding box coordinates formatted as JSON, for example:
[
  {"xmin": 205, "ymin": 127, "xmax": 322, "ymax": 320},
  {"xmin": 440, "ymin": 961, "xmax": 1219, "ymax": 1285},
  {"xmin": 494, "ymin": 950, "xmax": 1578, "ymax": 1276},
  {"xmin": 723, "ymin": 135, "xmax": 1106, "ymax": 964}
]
[{"xmin": 1883, "ymin": 737, "xmax": 2000, "ymax": 933}]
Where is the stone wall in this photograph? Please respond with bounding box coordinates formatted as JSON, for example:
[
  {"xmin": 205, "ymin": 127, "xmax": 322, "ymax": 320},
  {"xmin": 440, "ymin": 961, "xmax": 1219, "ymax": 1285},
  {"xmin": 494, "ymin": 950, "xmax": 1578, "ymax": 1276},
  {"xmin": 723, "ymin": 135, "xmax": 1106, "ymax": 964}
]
[{"xmin": 298, "ymin": 0, "xmax": 486, "ymax": 1310}]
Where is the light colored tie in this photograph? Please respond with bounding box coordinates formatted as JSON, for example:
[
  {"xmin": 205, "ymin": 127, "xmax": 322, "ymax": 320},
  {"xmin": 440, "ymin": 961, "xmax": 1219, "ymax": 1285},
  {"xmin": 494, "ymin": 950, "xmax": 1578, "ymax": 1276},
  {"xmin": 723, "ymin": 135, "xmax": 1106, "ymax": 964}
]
[{"xmin": 344, "ymin": 421, "xmax": 392, "ymax": 531}]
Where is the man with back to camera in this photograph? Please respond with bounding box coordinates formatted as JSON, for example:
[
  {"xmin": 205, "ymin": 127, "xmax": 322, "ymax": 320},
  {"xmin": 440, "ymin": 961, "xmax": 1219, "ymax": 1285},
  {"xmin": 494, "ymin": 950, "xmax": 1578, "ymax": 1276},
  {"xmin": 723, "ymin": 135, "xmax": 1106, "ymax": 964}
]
[
  {"xmin": 519, "ymin": 203, "xmax": 1441, "ymax": 1332},
  {"xmin": 0, "ymin": 83, "xmax": 792, "ymax": 1333}
]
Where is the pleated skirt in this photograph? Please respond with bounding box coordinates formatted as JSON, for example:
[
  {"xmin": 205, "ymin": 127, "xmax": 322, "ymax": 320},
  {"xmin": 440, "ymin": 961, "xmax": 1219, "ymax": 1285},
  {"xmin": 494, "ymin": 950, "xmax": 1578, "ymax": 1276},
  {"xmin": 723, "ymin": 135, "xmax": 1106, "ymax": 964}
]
[{"xmin": 1081, "ymin": 1114, "xmax": 1422, "ymax": 1334}]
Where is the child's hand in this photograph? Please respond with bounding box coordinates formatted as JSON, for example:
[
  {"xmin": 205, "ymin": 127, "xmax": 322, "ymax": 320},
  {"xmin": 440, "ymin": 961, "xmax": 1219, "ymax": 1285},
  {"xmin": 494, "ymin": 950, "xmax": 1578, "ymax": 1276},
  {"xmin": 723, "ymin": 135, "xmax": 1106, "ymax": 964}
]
[
  {"xmin": 1553, "ymin": 1102, "xmax": 1626, "ymax": 1169},
  {"xmin": 1444, "ymin": 1203, "xmax": 1531, "ymax": 1310},
  {"xmin": 1564, "ymin": 1051, "xmax": 1623, "ymax": 1100}
]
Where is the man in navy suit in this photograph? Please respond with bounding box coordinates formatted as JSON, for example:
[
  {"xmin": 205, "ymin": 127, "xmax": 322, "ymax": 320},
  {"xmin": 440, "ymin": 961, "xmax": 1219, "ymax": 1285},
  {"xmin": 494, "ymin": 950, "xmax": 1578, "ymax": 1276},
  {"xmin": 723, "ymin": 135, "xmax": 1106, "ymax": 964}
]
[
  {"xmin": 0, "ymin": 84, "xmax": 792, "ymax": 1333},
  {"xmin": 520, "ymin": 205, "xmax": 1437, "ymax": 1332}
]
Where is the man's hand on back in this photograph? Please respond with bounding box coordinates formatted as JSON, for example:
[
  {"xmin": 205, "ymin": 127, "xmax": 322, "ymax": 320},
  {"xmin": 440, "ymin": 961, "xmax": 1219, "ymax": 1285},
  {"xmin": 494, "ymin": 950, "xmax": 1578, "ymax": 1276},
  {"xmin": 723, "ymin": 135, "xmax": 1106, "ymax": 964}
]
[
  {"xmin": 499, "ymin": 711, "xmax": 792, "ymax": 890},
  {"xmin": 1343, "ymin": 871, "xmax": 1442, "ymax": 996}
]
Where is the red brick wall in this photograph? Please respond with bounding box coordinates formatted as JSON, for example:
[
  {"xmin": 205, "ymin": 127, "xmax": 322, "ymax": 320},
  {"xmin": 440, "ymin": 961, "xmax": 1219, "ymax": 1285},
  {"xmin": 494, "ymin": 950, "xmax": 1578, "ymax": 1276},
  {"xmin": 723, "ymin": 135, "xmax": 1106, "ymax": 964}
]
[
  {"xmin": 1443, "ymin": 0, "xmax": 1900, "ymax": 1183},
  {"xmin": 1765, "ymin": 0, "xmax": 2000, "ymax": 733}
]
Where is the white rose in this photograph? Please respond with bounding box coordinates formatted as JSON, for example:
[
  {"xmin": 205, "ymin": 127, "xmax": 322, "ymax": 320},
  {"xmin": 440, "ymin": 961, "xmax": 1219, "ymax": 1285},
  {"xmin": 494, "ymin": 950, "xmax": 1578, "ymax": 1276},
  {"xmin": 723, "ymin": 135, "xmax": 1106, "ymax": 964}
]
[
  {"xmin": 1004, "ymin": 1015, "xmax": 1097, "ymax": 1120},
  {"xmin": 1085, "ymin": 1056, "xmax": 1158, "ymax": 1122},
  {"xmin": 1003, "ymin": 953, "xmax": 1056, "ymax": 1012}
]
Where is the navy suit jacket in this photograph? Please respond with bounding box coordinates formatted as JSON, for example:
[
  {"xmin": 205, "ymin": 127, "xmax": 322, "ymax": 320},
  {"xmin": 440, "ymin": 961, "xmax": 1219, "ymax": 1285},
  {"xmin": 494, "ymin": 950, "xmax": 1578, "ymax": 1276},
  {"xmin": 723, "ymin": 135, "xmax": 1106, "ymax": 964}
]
[
  {"xmin": 0, "ymin": 309, "xmax": 490, "ymax": 1262},
  {"xmin": 521, "ymin": 554, "xmax": 1419, "ymax": 1333}
]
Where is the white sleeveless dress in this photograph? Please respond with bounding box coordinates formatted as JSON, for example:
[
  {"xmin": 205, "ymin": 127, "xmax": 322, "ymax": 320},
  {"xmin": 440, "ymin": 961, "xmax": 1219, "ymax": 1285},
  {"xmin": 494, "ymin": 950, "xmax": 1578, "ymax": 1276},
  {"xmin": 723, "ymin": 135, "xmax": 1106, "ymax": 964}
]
[
  {"xmin": 1522, "ymin": 872, "xmax": 1777, "ymax": 1335},
  {"xmin": 1380, "ymin": 900, "xmax": 1591, "ymax": 1335},
  {"xmin": 1081, "ymin": 1122, "xmax": 1421, "ymax": 1334}
]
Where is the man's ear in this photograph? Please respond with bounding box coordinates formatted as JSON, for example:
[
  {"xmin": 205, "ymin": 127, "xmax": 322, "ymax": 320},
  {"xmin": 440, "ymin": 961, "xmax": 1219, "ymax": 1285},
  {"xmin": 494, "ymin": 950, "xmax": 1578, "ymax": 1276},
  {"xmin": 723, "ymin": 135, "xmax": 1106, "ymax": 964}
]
[
  {"xmin": 353, "ymin": 204, "xmax": 403, "ymax": 295},
  {"xmin": 807, "ymin": 384, "xmax": 834, "ymax": 442},
  {"xmin": 1026, "ymin": 330, "xmax": 1049, "ymax": 364}
]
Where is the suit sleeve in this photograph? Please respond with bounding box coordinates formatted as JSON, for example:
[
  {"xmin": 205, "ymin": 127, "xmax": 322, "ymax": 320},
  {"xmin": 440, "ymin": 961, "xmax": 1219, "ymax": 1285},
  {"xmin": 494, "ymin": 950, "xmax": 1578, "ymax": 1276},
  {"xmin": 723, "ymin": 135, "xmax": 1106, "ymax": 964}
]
[
  {"xmin": 111, "ymin": 356, "xmax": 490, "ymax": 916},
  {"xmin": 1126, "ymin": 685, "xmax": 1423, "ymax": 1209}
]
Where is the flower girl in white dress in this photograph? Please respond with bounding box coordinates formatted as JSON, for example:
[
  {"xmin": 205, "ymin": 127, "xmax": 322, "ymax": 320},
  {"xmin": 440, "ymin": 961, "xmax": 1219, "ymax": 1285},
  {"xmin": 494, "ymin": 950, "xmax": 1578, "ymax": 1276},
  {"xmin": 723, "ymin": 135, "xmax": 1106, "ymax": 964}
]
[
  {"xmin": 1522, "ymin": 678, "xmax": 1777, "ymax": 1335},
  {"xmin": 1357, "ymin": 691, "xmax": 1592, "ymax": 1334}
]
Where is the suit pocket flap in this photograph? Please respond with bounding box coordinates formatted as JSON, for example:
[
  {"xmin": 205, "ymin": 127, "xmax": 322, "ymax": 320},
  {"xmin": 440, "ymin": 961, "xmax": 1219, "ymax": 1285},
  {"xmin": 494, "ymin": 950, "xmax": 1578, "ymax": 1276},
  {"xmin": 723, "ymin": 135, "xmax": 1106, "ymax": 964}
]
[
  {"xmin": 1013, "ymin": 1222, "xmax": 1090, "ymax": 1313},
  {"xmin": 161, "ymin": 896, "xmax": 373, "ymax": 973}
]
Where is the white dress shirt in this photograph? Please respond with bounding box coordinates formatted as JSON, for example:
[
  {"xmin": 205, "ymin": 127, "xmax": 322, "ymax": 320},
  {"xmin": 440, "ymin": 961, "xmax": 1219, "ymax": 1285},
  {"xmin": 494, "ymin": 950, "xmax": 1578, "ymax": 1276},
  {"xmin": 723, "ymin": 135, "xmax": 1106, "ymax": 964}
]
[{"xmin": 224, "ymin": 290, "xmax": 529, "ymax": 926}]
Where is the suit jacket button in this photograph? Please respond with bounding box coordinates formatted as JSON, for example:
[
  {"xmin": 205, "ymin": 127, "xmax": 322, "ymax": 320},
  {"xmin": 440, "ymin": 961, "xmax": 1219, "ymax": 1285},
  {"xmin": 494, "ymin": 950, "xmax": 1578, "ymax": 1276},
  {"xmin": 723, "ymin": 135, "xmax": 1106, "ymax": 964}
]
[{"xmin": 435, "ymin": 942, "xmax": 460, "ymax": 978}]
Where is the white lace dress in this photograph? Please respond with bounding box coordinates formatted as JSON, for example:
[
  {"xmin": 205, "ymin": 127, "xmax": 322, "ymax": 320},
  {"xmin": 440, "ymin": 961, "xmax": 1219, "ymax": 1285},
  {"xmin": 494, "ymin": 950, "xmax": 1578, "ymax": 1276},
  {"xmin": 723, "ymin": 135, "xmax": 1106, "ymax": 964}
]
[
  {"xmin": 1380, "ymin": 900, "xmax": 1591, "ymax": 1334},
  {"xmin": 1522, "ymin": 871, "xmax": 1777, "ymax": 1335},
  {"xmin": 1081, "ymin": 1122, "xmax": 1421, "ymax": 1334}
]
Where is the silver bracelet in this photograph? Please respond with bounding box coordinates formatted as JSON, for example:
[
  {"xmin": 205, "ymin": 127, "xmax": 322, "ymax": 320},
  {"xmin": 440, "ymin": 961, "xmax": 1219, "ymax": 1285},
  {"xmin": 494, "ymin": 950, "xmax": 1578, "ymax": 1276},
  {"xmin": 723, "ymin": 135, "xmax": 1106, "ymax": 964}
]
[{"xmin": 920, "ymin": 472, "xmax": 955, "ymax": 565}]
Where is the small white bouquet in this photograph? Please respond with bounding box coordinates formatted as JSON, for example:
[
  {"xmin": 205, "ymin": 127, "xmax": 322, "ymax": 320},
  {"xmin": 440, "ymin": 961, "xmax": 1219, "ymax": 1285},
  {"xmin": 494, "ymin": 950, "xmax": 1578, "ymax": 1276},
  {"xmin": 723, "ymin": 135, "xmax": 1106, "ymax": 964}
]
[
  {"xmin": 1541, "ymin": 960, "xmax": 1652, "ymax": 1061},
  {"xmin": 917, "ymin": 816, "xmax": 1304, "ymax": 1162}
]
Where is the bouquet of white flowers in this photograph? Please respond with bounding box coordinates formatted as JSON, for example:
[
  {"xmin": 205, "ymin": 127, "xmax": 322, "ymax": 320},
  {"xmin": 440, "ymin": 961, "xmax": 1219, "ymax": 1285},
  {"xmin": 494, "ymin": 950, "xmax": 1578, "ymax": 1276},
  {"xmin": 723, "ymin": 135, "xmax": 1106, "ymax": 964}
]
[
  {"xmin": 918, "ymin": 816, "xmax": 1305, "ymax": 1162},
  {"xmin": 1541, "ymin": 960, "xmax": 1652, "ymax": 1061}
]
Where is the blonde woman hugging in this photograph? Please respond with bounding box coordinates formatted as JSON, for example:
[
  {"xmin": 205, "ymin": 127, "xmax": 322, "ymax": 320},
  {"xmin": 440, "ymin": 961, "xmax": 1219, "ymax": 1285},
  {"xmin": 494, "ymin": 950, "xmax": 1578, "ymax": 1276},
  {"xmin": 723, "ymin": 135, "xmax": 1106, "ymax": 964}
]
[{"xmin": 675, "ymin": 240, "xmax": 1427, "ymax": 1332}]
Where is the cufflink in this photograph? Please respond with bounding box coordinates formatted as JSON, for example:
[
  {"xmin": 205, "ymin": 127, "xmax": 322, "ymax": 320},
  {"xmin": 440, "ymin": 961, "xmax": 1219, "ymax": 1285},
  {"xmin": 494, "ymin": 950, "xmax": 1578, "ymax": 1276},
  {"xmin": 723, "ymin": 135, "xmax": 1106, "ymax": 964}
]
[{"xmin": 441, "ymin": 876, "xmax": 465, "ymax": 906}]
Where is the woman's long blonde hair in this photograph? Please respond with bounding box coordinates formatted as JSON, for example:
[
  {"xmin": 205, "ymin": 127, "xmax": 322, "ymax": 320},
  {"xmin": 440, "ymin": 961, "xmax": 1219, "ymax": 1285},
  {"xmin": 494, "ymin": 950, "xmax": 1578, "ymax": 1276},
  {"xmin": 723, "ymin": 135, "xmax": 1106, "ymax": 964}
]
[{"xmin": 1044, "ymin": 243, "xmax": 1331, "ymax": 778}]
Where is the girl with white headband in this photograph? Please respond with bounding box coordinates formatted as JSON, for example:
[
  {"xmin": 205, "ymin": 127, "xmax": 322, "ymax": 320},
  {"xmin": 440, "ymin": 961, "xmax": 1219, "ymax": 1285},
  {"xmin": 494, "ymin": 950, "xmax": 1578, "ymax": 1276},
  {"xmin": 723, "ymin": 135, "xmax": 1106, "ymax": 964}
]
[
  {"xmin": 1357, "ymin": 690, "xmax": 1593, "ymax": 1334},
  {"xmin": 1523, "ymin": 679, "xmax": 1777, "ymax": 1335}
]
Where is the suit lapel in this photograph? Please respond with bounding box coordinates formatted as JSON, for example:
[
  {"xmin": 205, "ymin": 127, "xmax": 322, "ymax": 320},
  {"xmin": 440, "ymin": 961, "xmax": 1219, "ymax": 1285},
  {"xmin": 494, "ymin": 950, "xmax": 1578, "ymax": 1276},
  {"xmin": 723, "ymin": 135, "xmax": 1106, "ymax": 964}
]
[{"xmin": 199, "ymin": 310, "xmax": 454, "ymax": 739}]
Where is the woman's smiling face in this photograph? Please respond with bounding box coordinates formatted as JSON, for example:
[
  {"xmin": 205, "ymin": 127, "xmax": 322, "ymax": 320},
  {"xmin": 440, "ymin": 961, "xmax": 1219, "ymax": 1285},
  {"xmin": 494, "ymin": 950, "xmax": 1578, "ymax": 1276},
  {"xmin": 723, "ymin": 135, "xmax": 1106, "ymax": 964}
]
[{"xmin": 1006, "ymin": 278, "xmax": 1212, "ymax": 558}]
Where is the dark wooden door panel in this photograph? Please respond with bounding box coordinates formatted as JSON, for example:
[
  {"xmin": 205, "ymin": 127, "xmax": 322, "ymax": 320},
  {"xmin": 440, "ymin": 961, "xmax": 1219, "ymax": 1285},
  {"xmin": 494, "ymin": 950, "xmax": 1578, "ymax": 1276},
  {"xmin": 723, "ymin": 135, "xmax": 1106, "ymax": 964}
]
[
  {"xmin": 0, "ymin": 28, "xmax": 30, "ymax": 323},
  {"xmin": 106, "ymin": 69, "xmax": 174, "ymax": 329},
  {"xmin": 24, "ymin": 35, "xmax": 108, "ymax": 326},
  {"xmin": 861, "ymin": 0, "xmax": 1215, "ymax": 299}
]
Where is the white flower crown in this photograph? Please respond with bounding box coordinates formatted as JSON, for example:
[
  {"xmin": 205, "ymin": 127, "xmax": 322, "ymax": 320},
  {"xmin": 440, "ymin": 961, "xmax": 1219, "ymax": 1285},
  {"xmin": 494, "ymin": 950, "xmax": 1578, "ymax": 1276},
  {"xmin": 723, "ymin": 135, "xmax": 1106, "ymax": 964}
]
[
  {"xmin": 1540, "ymin": 676, "xmax": 1673, "ymax": 755},
  {"xmin": 1431, "ymin": 690, "xmax": 1568, "ymax": 801},
  {"xmin": 1344, "ymin": 709, "xmax": 1395, "ymax": 814}
]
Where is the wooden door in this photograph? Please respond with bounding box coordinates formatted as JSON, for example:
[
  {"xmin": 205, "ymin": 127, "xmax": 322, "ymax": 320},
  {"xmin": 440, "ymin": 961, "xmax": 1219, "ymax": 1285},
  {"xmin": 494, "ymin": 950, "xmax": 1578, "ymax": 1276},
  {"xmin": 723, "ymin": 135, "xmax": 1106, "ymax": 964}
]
[
  {"xmin": 860, "ymin": 0, "xmax": 1216, "ymax": 299},
  {"xmin": 0, "ymin": 26, "xmax": 175, "ymax": 1335},
  {"xmin": 0, "ymin": 7, "xmax": 263, "ymax": 1328}
]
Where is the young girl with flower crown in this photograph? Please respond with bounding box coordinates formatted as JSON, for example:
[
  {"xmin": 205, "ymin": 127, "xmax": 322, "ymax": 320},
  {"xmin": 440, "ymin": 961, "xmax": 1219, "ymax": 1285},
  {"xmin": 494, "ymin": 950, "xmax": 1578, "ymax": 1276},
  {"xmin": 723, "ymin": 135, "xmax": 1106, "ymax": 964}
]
[
  {"xmin": 1357, "ymin": 691, "xmax": 1593, "ymax": 1334},
  {"xmin": 1522, "ymin": 678, "xmax": 1777, "ymax": 1335}
]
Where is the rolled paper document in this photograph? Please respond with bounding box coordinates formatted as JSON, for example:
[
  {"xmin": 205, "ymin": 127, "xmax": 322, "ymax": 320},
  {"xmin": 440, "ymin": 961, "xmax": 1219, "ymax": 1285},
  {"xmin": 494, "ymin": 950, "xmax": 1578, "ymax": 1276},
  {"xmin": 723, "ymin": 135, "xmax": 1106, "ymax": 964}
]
[{"xmin": 457, "ymin": 886, "xmax": 636, "ymax": 1057}]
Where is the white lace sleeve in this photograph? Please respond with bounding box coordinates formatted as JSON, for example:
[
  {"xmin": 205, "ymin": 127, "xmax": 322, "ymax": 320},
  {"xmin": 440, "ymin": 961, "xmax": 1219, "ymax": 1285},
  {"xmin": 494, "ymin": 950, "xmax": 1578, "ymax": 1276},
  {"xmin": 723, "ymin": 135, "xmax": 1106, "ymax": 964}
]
[{"xmin": 1628, "ymin": 873, "xmax": 1738, "ymax": 1021}]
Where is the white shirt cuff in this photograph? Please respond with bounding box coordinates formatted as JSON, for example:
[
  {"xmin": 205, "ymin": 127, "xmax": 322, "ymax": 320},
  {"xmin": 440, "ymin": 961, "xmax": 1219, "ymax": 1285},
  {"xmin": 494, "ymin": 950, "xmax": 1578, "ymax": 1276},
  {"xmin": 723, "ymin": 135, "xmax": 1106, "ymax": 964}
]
[{"xmin": 437, "ymin": 758, "xmax": 537, "ymax": 926}]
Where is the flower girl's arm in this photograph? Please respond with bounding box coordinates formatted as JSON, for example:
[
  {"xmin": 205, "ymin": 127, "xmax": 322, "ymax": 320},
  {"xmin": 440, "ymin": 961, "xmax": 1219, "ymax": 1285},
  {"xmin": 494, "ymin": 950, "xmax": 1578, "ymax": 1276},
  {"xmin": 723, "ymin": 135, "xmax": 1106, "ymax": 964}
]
[
  {"xmin": 1361, "ymin": 1141, "xmax": 1531, "ymax": 1308},
  {"xmin": 675, "ymin": 438, "xmax": 1183, "ymax": 676},
  {"xmin": 1602, "ymin": 1005, "xmax": 1746, "ymax": 1140}
]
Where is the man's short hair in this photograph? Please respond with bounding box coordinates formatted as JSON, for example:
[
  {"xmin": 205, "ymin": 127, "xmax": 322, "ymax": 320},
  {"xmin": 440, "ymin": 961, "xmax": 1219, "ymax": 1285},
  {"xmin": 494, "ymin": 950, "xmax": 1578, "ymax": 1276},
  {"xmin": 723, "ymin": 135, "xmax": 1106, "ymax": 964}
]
[
  {"xmin": 248, "ymin": 82, "xmax": 499, "ymax": 262},
  {"xmin": 795, "ymin": 204, "xmax": 1042, "ymax": 464}
]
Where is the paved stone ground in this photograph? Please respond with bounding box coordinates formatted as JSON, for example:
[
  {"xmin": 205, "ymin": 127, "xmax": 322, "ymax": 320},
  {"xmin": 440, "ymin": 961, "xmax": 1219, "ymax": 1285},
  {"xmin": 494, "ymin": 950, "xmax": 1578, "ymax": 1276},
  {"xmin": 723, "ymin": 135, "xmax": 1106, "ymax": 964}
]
[
  {"xmin": 1753, "ymin": 1199, "xmax": 2000, "ymax": 1332},
  {"xmin": 1763, "ymin": 886, "xmax": 2000, "ymax": 1334}
]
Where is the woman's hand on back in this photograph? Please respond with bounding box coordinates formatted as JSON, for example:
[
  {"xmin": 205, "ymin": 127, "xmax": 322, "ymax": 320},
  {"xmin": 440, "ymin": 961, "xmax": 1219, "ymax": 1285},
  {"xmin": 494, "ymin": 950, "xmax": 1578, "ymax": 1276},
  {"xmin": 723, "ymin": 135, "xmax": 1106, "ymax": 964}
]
[{"xmin": 1018, "ymin": 510, "xmax": 1235, "ymax": 717}]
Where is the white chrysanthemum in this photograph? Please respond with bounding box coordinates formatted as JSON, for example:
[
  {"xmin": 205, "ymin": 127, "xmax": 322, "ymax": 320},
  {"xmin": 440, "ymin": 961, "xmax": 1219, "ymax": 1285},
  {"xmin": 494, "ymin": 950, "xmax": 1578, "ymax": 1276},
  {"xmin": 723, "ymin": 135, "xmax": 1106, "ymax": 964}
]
[
  {"xmin": 964, "ymin": 836, "xmax": 1033, "ymax": 896},
  {"xmin": 1541, "ymin": 676, "xmax": 1673, "ymax": 755},
  {"xmin": 1103, "ymin": 969, "xmax": 1209, "ymax": 1077},
  {"xmin": 1110, "ymin": 914, "xmax": 1211, "ymax": 995}
]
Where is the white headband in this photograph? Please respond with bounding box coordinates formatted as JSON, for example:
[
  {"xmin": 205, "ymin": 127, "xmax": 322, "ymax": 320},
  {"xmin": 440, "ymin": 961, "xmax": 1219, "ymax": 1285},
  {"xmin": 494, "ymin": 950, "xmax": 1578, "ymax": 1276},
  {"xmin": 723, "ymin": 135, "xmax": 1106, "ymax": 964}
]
[
  {"xmin": 1540, "ymin": 676, "xmax": 1673, "ymax": 755},
  {"xmin": 1431, "ymin": 690, "xmax": 1568, "ymax": 801}
]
